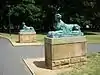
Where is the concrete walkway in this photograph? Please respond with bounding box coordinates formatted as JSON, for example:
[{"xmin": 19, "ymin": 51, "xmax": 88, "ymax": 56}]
[
  {"xmin": 0, "ymin": 38, "xmax": 100, "ymax": 75},
  {"xmin": 87, "ymin": 43, "xmax": 100, "ymax": 53},
  {"xmin": 0, "ymin": 38, "xmax": 44, "ymax": 75}
]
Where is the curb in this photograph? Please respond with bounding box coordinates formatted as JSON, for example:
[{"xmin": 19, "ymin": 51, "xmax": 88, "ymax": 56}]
[
  {"xmin": 22, "ymin": 58, "xmax": 36, "ymax": 75},
  {"xmin": 0, "ymin": 36, "xmax": 44, "ymax": 47}
]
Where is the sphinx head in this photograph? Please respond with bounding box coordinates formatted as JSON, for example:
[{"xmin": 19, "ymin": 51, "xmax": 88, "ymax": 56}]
[
  {"xmin": 55, "ymin": 14, "xmax": 62, "ymax": 22},
  {"xmin": 22, "ymin": 22, "xmax": 25, "ymax": 25}
]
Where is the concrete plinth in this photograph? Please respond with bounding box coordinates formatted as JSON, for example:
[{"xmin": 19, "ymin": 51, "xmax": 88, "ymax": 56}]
[
  {"xmin": 23, "ymin": 58, "xmax": 74, "ymax": 75},
  {"xmin": 44, "ymin": 36, "xmax": 87, "ymax": 70},
  {"xmin": 19, "ymin": 32, "xmax": 36, "ymax": 43}
]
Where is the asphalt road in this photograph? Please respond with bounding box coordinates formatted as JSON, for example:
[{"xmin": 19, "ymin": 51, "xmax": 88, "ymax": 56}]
[
  {"xmin": 0, "ymin": 38, "xmax": 44, "ymax": 75},
  {"xmin": 0, "ymin": 38, "xmax": 100, "ymax": 75},
  {"xmin": 88, "ymin": 43, "xmax": 100, "ymax": 53}
]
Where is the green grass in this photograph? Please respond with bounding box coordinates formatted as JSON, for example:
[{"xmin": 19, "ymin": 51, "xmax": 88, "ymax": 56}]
[
  {"xmin": 0, "ymin": 32, "xmax": 100, "ymax": 43},
  {"xmin": 36, "ymin": 34, "xmax": 46, "ymax": 43},
  {"xmin": 86, "ymin": 35, "xmax": 100, "ymax": 43},
  {"xmin": 0, "ymin": 32, "xmax": 46, "ymax": 43},
  {"xmin": 58, "ymin": 53, "xmax": 100, "ymax": 75},
  {"xmin": 0, "ymin": 33, "xmax": 18, "ymax": 42}
]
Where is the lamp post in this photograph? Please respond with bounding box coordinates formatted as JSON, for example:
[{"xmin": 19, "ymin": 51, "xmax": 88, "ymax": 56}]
[{"xmin": 7, "ymin": 5, "xmax": 11, "ymax": 36}]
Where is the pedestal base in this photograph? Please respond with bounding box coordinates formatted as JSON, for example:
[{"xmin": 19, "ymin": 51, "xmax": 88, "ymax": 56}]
[
  {"xmin": 45, "ymin": 36, "xmax": 87, "ymax": 70},
  {"xmin": 19, "ymin": 32, "xmax": 36, "ymax": 43}
]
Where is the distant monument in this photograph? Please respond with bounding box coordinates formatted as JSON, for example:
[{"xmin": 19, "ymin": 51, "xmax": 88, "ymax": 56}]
[
  {"xmin": 45, "ymin": 13, "xmax": 87, "ymax": 69},
  {"xmin": 47, "ymin": 14, "xmax": 83, "ymax": 38},
  {"xmin": 19, "ymin": 22, "xmax": 36, "ymax": 43},
  {"xmin": 20, "ymin": 22, "xmax": 35, "ymax": 32}
]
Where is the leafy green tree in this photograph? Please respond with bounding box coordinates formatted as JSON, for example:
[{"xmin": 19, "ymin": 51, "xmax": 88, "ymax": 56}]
[
  {"xmin": 41, "ymin": 0, "xmax": 100, "ymax": 31},
  {"xmin": 10, "ymin": 0, "xmax": 43, "ymax": 31},
  {"xmin": 0, "ymin": 0, "xmax": 43, "ymax": 32},
  {"xmin": 1, "ymin": 0, "xmax": 100, "ymax": 32}
]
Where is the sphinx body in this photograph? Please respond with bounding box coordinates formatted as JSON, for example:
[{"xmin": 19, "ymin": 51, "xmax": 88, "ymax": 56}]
[
  {"xmin": 20, "ymin": 22, "xmax": 35, "ymax": 32},
  {"xmin": 47, "ymin": 14, "xmax": 83, "ymax": 38}
]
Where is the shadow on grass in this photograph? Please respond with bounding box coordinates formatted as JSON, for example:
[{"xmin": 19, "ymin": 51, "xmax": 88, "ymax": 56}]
[
  {"xmin": 36, "ymin": 32, "xmax": 47, "ymax": 35},
  {"xmin": 84, "ymin": 32, "xmax": 97, "ymax": 35}
]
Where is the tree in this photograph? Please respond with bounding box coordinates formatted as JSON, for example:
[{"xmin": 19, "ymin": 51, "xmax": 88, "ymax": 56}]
[
  {"xmin": 41, "ymin": 0, "xmax": 100, "ymax": 31},
  {"xmin": 0, "ymin": 0, "xmax": 43, "ymax": 32},
  {"xmin": 1, "ymin": 0, "xmax": 100, "ymax": 32}
]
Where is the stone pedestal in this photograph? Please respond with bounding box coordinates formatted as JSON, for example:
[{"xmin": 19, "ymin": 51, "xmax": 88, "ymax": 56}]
[
  {"xmin": 19, "ymin": 32, "xmax": 36, "ymax": 43},
  {"xmin": 44, "ymin": 36, "xmax": 87, "ymax": 70}
]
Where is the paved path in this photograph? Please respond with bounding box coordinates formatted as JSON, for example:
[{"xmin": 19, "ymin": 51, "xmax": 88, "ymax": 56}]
[
  {"xmin": 0, "ymin": 38, "xmax": 100, "ymax": 75},
  {"xmin": 88, "ymin": 44, "xmax": 100, "ymax": 53},
  {"xmin": 0, "ymin": 38, "xmax": 44, "ymax": 75}
]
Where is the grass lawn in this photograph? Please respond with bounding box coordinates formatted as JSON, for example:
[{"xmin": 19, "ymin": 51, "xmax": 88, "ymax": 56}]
[
  {"xmin": 84, "ymin": 31, "xmax": 100, "ymax": 43},
  {"xmin": 0, "ymin": 32, "xmax": 100, "ymax": 43},
  {"xmin": 58, "ymin": 53, "xmax": 100, "ymax": 75},
  {"xmin": 0, "ymin": 32, "xmax": 46, "ymax": 43},
  {"xmin": 86, "ymin": 35, "xmax": 100, "ymax": 43}
]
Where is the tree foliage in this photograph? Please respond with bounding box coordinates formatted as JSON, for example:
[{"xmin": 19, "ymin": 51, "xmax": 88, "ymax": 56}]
[
  {"xmin": 41, "ymin": 0, "xmax": 100, "ymax": 31},
  {"xmin": 10, "ymin": 3, "xmax": 42, "ymax": 27},
  {"xmin": 0, "ymin": 0, "xmax": 43, "ymax": 32},
  {"xmin": 0, "ymin": 0, "xmax": 100, "ymax": 32}
]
